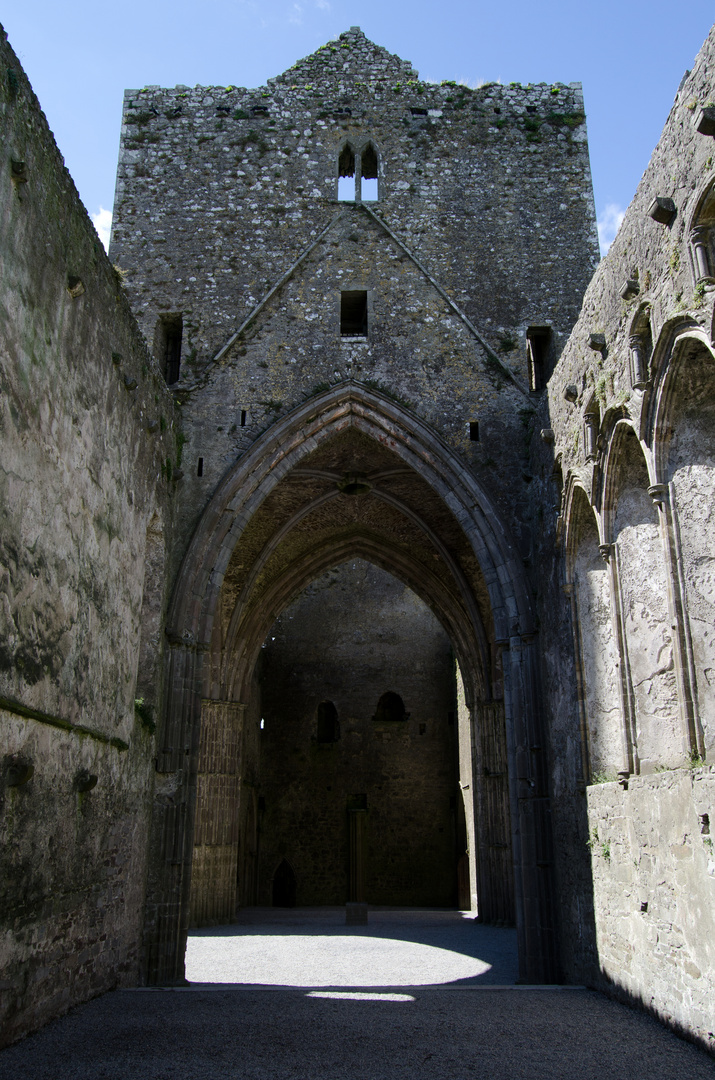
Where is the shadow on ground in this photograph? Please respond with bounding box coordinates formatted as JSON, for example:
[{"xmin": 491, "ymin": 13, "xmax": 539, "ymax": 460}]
[
  {"xmin": 3, "ymin": 909, "xmax": 714, "ymax": 1079},
  {"xmin": 3, "ymin": 985, "xmax": 714, "ymax": 1080}
]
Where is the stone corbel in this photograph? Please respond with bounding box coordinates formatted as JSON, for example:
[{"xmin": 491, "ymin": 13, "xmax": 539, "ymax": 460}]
[{"xmin": 648, "ymin": 483, "xmax": 669, "ymax": 507}]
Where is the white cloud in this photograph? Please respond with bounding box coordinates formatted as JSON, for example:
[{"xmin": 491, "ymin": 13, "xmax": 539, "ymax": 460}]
[
  {"xmin": 315, "ymin": 0, "xmax": 330, "ymax": 9},
  {"xmin": 597, "ymin": 203, "xmax": 625, "ymax": 256},
  {"xmin": 92, "ymin": 206, "xmax": 112, "ymax": 252},
  {"xmin": 288, "ymin": 3, "xmax": 303, "ymax": 24}
]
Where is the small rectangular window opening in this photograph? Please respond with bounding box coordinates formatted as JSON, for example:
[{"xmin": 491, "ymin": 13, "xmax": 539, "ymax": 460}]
[
  {"xmin": 155, "ymin": 314, "xmax": 183, "ymax": 385},
  {"xmin": 469, "ymin": 421, "xmax": 479, "ymax": 442},
  {"xmin": 526, "ymin": 326, "xmax": 552, "ymax": 393},
  {"xmin": 341, "ymin": 291, "xmax": 368, "ymax": 337},
  {"xmin": 197, "ymin": 457, "xmax": 204, "ymax": 477},
  {"xmin": 240, "ymin": 409, "xmax": 247, "ymax": 427}
]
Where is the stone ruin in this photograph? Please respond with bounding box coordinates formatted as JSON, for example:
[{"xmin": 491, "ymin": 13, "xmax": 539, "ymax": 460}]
[{"xmin": 0, "ymin": 20, "xmax": 713, "ymax": 1054}]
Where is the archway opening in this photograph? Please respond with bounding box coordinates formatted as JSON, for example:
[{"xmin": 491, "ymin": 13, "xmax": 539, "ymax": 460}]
[
  {"xmin": 254, "ymin": 559, "xmax": 465, "ymax": 909},
  {"xmin": 149, "ymin": 387, "xmax": 555, "ymax": 986}
]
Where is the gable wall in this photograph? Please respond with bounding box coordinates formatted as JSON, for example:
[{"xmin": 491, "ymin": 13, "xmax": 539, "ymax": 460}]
[{"xmin": 109, "ymin": 26, "xmax": 599, "ymax": 575}]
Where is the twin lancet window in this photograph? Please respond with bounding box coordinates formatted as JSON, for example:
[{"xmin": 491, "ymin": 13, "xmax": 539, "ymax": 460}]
[{"xmin": 338, "ymin": 142, "xmax": 378, "ymax": 203}]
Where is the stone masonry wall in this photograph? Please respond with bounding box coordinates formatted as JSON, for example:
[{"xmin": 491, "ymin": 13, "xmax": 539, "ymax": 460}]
[
  {"xmin": 258, "ymin": 560, "xmax": 458, "ymax": 907},
  {"xmin": 586, "ymin": 769, "xmax": 715, "ymax": 1051},
  {"xmin": 531, "ymin": 23, "xmax": 715, "ymax": 1048},
  {"xmin": 0, "ymin": 26, "xmax": 178, "ymax": 1045},
  {"xmin": 109, "ymin": 26, "xmax": 599, "ymax": 576}
]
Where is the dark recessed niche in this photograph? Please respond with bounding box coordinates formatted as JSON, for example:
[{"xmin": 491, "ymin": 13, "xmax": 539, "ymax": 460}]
[
  {"xmin": 527, "ymin": 326, "xmax": 552, "ymax": 391},
  {"xmin": 317, "ymin": 700, "xmax": 340, "ymax": 743},
  {"xmin": 155, "ymin": 313, "xmax": 183, "ymax": 385},
  {"xmin": 340, "ymin": 290, "xmax": 368, "ymax": 336},
  {"xmin": 469, "ymin": 421, "xmax": 480, "ymax": 442},
  {"xmin": 373, "ymin": 691, "xmax": 409, "ymax": 722}
]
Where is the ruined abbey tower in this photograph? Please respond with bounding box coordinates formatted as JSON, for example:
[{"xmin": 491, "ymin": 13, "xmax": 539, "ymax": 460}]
[{"xmin": 1, "ymin": 21, "xmax": 714, "ymax": 1055}]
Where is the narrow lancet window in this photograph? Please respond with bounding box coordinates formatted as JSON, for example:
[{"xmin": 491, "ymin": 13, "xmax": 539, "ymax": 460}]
[
  {"xmin": 317, "ymin": 701, "xmax": 340, "ymax": 743},
  {"xmin": 361, "ymin": 143, "xmax": 378, "ymax": 202},
  {"xmin": 526, "ymin": 326, "xmax": 552, "ymax": 392},
  {"xmin": 155, "ymin": 314, "xmax": 183, "ymax": 385},
  {"xmin": 338, "ymin": 144, "xmax": 356, "ymax": 202}
]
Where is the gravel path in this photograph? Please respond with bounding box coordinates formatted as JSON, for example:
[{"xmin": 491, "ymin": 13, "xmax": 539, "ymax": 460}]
[{"xmin": 3, "ymin": 909, "xmax": 713, "ymax": 1079}]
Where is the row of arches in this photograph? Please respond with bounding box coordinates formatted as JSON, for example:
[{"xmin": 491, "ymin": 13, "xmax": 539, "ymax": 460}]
[{"xmin": 562, "ymin": 322, "xmax": 715, "ymax": 779}]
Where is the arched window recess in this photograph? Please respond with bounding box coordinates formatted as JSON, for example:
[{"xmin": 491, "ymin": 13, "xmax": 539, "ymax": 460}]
[
  {"xmin": 337, "ymin": 140, "xmax": 379, "ymax": 203},
  {"xmin": 316, "ymin": 700, "xmax": 340, "ymax": 743},
  {"xmin": 689, "ymin": 181, "xmax": 715, "ymax": 285},
  {"xmin": 372, "ymin": 691, "xmax": 409, "ymax": 723}
]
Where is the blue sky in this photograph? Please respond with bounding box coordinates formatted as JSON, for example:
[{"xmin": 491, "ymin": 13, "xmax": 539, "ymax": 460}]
[{"xmin": 3, "ymin": 2, "xmax": 713, "ymax": 253}]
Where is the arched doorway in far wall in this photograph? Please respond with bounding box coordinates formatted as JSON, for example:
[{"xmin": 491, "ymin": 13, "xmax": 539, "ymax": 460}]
[{"xmin": 144, "ymin": 383, "xmax": 557, "ymax": 986}]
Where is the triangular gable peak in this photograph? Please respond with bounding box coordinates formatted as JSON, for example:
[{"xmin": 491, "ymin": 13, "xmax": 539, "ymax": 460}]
[{"xmin": 267, "ymin": 26, "xmax": 420, "ymax": 94}]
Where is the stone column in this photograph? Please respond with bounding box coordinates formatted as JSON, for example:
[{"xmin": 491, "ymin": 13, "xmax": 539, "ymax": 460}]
[
  {"xmin": 690, "ymin": 226, "xmax": 712, "ymax": 282},
  {"xmin": 475, "ymin": 698, "xmax": 514, "ymax": 924},
  {"xmin": 562, "ymin": 581, "xmax": 591, "ymax": 785},
  {"xmin": 189, "ymin": 700, "xmax": 245, "ymax": 926},
  {"xmin": 348, "ymin": 806, "xmax": 367, "ymax": 901},
  {"xmin": 346, "ymin": 803, "xmax": 368, "ymax": 925},
  {"xmin": 599, "ymin": 543, "xmax": 637, "ymax": 774},
  {"xmin": 583, "ymin": 414, "xmax": 598, "ymax": 460},
  {"xmin": 502, "ymin": 633, "xmax": 559, "ymax": 984},
  {"xmin": 354, "ymin": 149, "xmax": 363, "ymax": 203},
  {"xmin": 648, "ymin": 484, "xmax": 703, "ymax": 759},
  {"xmin": 144, "ymin": 638, "xmax": 205, "ymax": 986},
  {"xmin": 628, "ymin": 335, "xmax": 649, "ymax": 390}
]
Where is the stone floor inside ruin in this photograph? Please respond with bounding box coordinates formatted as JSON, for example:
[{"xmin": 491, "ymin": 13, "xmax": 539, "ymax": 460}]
[
  {"xmin": 185, "ymin": 908, "xmax": 519, "ymax": 987},
  {"xmin": 4, "ymin": 909, "xmax": 714, "ymax": 1078}
]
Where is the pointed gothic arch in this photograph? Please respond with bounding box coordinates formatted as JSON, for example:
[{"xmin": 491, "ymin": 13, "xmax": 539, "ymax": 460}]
[{"xmin": 144, "ymin": 382, "xmax": 557, "ymax": 987}]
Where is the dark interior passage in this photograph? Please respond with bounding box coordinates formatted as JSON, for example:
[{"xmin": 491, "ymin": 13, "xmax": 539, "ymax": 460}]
[{"xmin": 256, "ymin": 560, "xmax": 460, "ymax": 908}]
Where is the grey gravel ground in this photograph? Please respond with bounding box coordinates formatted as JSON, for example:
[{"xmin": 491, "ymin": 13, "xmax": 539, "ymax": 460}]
[
  {"xmin": 3, "ymin": 909, "xmax": 714, "ymax": 1079},
  {"xmin": 185, "ymin": 908, "xmax": 519, "ymax": 987}
]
